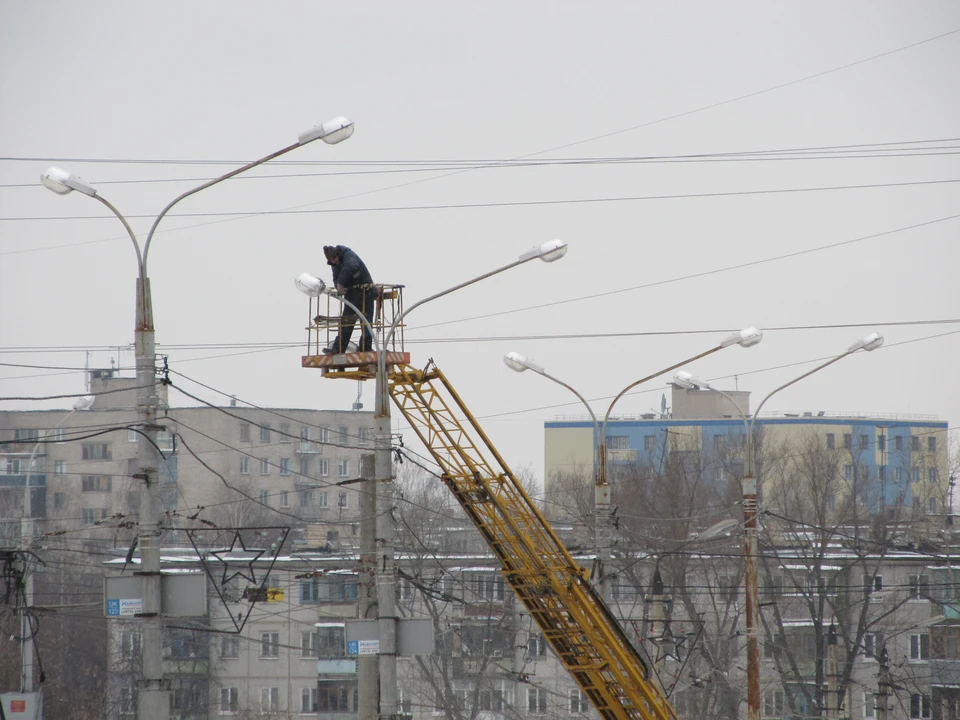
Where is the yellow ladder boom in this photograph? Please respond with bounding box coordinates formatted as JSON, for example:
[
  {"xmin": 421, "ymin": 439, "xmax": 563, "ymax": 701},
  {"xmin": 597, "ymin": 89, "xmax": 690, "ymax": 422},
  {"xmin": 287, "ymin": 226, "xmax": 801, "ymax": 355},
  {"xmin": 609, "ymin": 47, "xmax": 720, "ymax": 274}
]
[{"xmin": 389, "ymin": 362, "xmax": 678, "ymax": 720}]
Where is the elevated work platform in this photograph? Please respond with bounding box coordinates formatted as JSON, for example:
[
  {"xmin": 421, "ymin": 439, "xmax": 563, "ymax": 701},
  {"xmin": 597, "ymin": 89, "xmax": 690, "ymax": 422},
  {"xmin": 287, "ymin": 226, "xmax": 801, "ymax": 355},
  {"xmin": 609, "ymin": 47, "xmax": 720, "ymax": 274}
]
[{"xmin": 300, "ymin": 282, "xmax": 407, "ymax": 380}]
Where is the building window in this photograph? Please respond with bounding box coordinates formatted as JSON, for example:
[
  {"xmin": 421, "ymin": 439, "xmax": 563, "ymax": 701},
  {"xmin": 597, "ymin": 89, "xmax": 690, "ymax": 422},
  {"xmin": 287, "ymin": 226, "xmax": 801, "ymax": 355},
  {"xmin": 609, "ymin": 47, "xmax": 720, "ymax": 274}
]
[
  {"xmin": 528, "ymin": 687, "xmax": 548, "ymax": 714},
  {"xmin": 569, "ymin": 688, "xmax": 589, "ymax": 714},
  {"xmin": 338, "ymin": 491, "xmax": 348, "ymax": 508},
  {"xmin": 54, "ymin": 492, "xmax": 66, "ymax": 509},
  {"xmin": 895, "ymin": 436, "xmax": 904, "ymax": 452},
  {"xmin": 260, "ymin": 458, "xmax": 270, "ymax": 475},
  {"xmin": 82, "ymin": 508, "xmax": 107, "ymax": 525},
  {"xmin": 54, "ymin": 460, "xmax": 66, "ymax": 475},
  {"xmin": 844, "ymin": 465, "xmax": 854, "ymax": 481},
  {"xmin": 338, "ymin": 459, "xmax": 349, "ymax": 477},
  {"xmin": 259, "ymin": 489, "xmax": 270, "ymax": 505},
  {"xmin": 240, "ymin": 423, "xmax": 250, "ymax": 443},
  {"xmin": 302, "ymin": 688, "xmax": 319, "ymax": 713},
  {"xmin": 929, "ymin": 497, "xmax": 937, "ymax": 514},
  {"xmin": 864, "ymin": 690, "xmax": 875, "ymax": 718},
  {"xmin": 81, "ymin": 475, "xmax": 111, "ymax": 492},
  {"xmin": 301, "ymin": 630, "xmax": 319, "ymax": 658},
  {"xmin": 339, "ymin": 426, "xmax": 349, "ymax": 444},
  {"xmin": 908, "ymin": 574, "xmax": 930, "ymax": 600},
  {"xmin": 860, "ymin": 434, "xmax": 869, "ymax": 450},
  {"xmin": 644, "ymin": 435, "xmax": 657, "ymax": 453},
  {"xmin": 910, "ymin": 693, "xmax": 931, "ymax": 719},
  {"xmin": 827, "ymin": 494, "xmax": 836, "ymax": 511},
  {"xmin": 878, "ymin": 465, "xmax": 886, "ymax": 482},
  {"xmin": 607, "ymin": 435, "xmax": 630, "ymax": 450},
  {"xmin": 279, "ymin": 423, "xmax": 290, "ymax": 443},
  {"xmin": 220, "ymin": 687, "xmax": 239, "ymax": 714},
  {"xmin": 280, "ymin": 457, "xmax": 291, "ymax": 476},
  {"xmin": 221, "ymin": 636, "xmax": 239, "ymax": 659},
  {"xmin": 318, "ymin": 683, "xmax": 352, "ymax": 712},
  {"xmin": 81, "ymin": 442, "xmax": 111, "ymax": 460},
  {"xmin": 928, "ymin": 436, "xmax": 937, "ymax": 453},
  {"xmin": 127, "ymin": 428, "xmax": 139, "ymax": 443},
  {"xmin": 763, "ymin": 690, "xmax": 785, "ymax": 717},
  {"xmin": 260, "ymin": 632, "xmax": 279, "ymax": 658},
  {"xmin": 843, "ymin": 433, "xmax": 852, "ymax": 449},
  {"xmin": 240, "ymin": 456, "xmax": 249, "ymax": 475},
  {"xmin": 912, "ymin": 468, "xmax": 921, "ymax": 483},
  {"xmin": 317, "ymin": 491, "xmax": 329, "ymax": 508},
  {"xmin": 912, "ymin": 436, "xmax": 920, "ymax": 452},
  {"xmin": 299, "ymin": 457, "xmax": 310, "ymax": 477},
  {"xmin": 260, "ymin": 424, "xmax": 271, "ymax": 443},
  {"xmin": 475, "ymin": 574, "xmax": 504, "ymax": 602},
  {"xmin": 358, "ymin": 427, "xmax": 371, "ymax": 445},
  {"xmin": 320, "ymin": 458, "xmax": 330, "ymax": 476},
  {"xmin": 878, "ymin": 434, "xmax": 886, "ymax": 452},
  {"xmin": 713, "ymin": 435, "xmax": 727, "ymax": 452},
  {"xmin": 260, "ymin": 687, "xmax": 279, "ymax": 712},
  {"xmin": 826, "ymin": 433, "xmax": 835, "ymax": 449},
  {"xmin": 14, "ymin": 428, "xmax": 39, "ymax": 442},
  {"xmin": 864, "ymin": 632, "xmax": 883, "ymax": 658},
  {"xmin": 120, "ymin": 630, "xmax": 141, "ymax": 660},
  {"xmin": 528, "ymin": 631, "xmax": 548, "ymax": 657},
  {"xmin": 318, "ymin": 426, "xmax": 330, "ymax": 443},
  {"xmin": 301, "ymin": 580, "xmax": 319, "ymax": 604},
  {"xmin": 317, "ymin": 626, "xmax": 346, "ymax": 656},
  {"xmin": 929, "ymin": 468, "xmax": 938, "ymax": 483},
  {"xmin": 910, "ymin": 633, "xmax": 930, "ymax": 660},
  {"xmin": 119, "ymin": 687, "xmax": 135, "ymax": 716},
  {"xmin": 280, "ymin": 491, "xmax": 289, "ymax": 507}
]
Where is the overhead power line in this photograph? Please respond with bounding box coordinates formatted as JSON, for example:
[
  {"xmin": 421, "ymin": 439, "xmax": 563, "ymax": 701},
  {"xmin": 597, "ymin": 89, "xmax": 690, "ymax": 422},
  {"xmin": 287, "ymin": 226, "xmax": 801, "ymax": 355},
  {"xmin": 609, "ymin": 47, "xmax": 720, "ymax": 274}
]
[{"xmin": 3, "ymin": 177, "xmax": 959, "ymax": 223}]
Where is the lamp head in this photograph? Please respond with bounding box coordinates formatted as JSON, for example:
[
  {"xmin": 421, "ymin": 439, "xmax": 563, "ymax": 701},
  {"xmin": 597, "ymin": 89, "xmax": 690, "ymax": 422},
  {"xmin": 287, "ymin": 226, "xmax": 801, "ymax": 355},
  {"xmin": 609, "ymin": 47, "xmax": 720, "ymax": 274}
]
[
  {"xmin": 698, "ymin": 518, "xmax": 738, "ymax": 541},
  {"xmin": 503, "ymin": 351, "xmax": 545, "ymax": 375},
  {"xmin": 295, "ymin": 272, "xmax": 327, "ymax": 297},
  {"xmin": 298, "ymin": 116, "xmax": 355, "ymax": 146},
  {"xmin": 673, "ymin": 371, "xmax": 709, "ymax": 390},
  {"xmin": 73, "ymin": 395, "xmax": 96, "ymax": 411},
  {"xmin": 518, "ymin": 239, "xmax": 568, "ymax": 263},
  {"xmin": 40, "ymin": 167, "xmax": 98, "ymax": 197},
  {"xmin": 720, "ymin": 326, "xmax": 763, "ymax": 349},
  {"xmin": 848, "ymin": 332, "xmax": 884, "ymax": 353}
]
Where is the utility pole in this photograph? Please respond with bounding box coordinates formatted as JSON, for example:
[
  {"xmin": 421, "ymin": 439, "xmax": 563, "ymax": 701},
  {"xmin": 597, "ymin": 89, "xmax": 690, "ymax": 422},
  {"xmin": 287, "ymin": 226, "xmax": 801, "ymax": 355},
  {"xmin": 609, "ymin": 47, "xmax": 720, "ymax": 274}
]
[
  {"xmin": 876, "ymin": 646, "xmax": 890, "ymax": 720},
  {"xmin": 134, "ymin": 282, "xmax": 168, "ymax": 720},
  {"xmin": 647, "ymin": 568, "xmax": 668, "ymax": 694},
  {"xmin": 358, "ymin": 453, "xmax": 378, "ymax": 720},
  {"xmin": 826, "ymin": 622, "xmax": 839, "ymax": 720},
  {"xmin": 375, "ymin": 357, "xmax": 398, "ymax": 720}
]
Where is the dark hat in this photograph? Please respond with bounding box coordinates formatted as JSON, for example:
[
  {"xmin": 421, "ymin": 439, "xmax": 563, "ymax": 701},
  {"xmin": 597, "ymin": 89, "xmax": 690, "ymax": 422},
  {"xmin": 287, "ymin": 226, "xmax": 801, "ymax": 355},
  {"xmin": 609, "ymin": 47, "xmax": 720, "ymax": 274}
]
[{"xmin": 323, "ymin": 245, "xmax": 339, "ymax": 261}]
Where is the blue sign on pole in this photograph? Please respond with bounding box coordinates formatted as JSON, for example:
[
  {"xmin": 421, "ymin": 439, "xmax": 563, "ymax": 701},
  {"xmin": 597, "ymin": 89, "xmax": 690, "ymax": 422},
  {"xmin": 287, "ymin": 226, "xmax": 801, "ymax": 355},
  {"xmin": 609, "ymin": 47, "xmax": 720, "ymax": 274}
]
[
  {"xmin": 106, "ymin": 599, "xmax": 120, "ymax": 617},
  {"xmin": 347, "ymin": 640, "xmax": 359, "ymax": 656}
]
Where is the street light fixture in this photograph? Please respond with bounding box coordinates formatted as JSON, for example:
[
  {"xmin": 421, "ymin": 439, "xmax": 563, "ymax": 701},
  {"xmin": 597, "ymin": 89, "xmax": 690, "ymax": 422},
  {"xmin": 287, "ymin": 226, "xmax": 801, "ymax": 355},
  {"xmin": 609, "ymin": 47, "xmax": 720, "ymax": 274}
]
[
  {"xmin": 297, "ymin": 237, "xmax": 568, "ymax": 720},
  {"xmin": 42, "ymin": 116, "xmax": 354, "ymax": 720},
  {"xmin": 503, "ymin": 327, "xmax": 762, "ymax": 602},
  {"xmin": 672, "ymin": 331, "xmax": 884, "ymax": 720}
]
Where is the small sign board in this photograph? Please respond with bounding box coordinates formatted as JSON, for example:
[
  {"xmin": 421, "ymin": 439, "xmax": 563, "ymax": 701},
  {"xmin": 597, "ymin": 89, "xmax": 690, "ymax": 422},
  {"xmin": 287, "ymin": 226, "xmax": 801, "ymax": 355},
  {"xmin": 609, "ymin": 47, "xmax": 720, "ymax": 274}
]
[
  {"xmin": 106, "ymin": 598, "xmax": 143, "ymax": 617},
  {"xmin": 345, "ymin": 618, "xmax": 434, "ymax": 656},
  {"xmin": 1, "ymin": 692, "xmax": 42, "ymax": 716},
  {"xmin": 266, "ymin": 587, "xmax": 285, "ymax": 602},
  {"xmin": 346, "ymin": 639, "xmax": 380, "ymax": 656}
]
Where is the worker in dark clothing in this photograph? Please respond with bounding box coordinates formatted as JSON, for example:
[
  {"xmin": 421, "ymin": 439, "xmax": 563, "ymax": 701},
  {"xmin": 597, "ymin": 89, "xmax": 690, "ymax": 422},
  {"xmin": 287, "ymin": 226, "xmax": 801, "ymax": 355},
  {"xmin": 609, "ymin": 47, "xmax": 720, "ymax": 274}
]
[{"xmin": 323, "ymin": 245, "xmax": 376, "ymax": 354}]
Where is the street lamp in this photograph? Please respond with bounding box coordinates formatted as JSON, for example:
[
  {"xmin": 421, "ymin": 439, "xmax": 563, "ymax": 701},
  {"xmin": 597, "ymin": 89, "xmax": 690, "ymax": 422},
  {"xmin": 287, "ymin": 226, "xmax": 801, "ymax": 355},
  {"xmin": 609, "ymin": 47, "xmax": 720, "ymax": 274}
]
[
  {"xmin": 298, "ymin": 238, "xmax": 568, "ymax": 720},
  {"xmin": 41, "ymin": 115, "xmax": 354, "ymax": 720},
  {"xmin": 672, "ymin": 331, "xmax": 884, "ymax": 720},
  {"xmin": 503, "ymin": 327, "xmax": 762, "ymax": 602},
  {"xmin": 20, "ymin": 395, "xmax": 95, "ymax": 697}
]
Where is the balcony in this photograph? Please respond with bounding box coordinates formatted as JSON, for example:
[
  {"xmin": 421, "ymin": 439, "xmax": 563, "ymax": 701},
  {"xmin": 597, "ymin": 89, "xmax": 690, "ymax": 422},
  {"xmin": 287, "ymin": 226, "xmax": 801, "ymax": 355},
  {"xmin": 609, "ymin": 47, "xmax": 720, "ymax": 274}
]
[{"xmin": 930, "ymin": 660, "xmax": 960, "ymax": 687}]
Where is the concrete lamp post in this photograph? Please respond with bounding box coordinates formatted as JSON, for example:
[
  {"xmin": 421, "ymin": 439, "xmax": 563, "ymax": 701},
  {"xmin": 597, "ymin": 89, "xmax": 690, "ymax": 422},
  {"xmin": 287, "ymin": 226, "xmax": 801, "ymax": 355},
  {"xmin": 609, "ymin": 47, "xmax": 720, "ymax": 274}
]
[
  {"xmin": 503, "ymin": 327, "xmax": 762, "ymax": 603},
  {"xmin": 672, "ymin": 331, "xmax": 884, "ymax": 720},
  {"xmin": 41, "ymin": 115, "xmax": 354, "ymax": 720}
]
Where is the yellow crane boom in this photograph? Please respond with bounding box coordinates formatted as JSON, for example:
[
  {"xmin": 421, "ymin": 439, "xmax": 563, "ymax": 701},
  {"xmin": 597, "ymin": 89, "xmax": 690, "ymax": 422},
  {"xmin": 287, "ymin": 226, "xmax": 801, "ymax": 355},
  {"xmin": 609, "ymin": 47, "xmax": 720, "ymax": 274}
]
[{"xmin": 389, "ymin": 361, "xmax": 678, "ymax": 720}]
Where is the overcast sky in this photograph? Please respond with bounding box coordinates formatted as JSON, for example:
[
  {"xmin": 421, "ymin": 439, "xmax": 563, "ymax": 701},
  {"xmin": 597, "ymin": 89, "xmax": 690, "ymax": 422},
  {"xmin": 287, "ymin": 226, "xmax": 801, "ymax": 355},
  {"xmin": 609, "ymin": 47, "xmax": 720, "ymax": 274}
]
[{"xmin": 2, "ymin": 2, "xmax": 958, "ymax": 486}]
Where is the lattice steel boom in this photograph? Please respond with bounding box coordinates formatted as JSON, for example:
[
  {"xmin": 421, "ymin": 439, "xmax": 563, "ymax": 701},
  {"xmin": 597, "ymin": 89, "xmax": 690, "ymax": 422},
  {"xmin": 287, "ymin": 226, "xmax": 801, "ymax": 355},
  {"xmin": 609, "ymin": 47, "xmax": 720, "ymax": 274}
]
[{"xmin": 389, "ymin": 361, "xmax": 678, "ymax": 720}]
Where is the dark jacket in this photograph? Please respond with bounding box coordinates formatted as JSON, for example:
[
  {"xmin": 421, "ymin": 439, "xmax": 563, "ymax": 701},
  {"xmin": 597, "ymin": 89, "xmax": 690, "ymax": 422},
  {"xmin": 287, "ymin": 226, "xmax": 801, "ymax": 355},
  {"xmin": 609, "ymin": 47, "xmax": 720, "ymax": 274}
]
[{"xmin": 329, "ymin": 245, "xmax": 373, "ymax": 290}]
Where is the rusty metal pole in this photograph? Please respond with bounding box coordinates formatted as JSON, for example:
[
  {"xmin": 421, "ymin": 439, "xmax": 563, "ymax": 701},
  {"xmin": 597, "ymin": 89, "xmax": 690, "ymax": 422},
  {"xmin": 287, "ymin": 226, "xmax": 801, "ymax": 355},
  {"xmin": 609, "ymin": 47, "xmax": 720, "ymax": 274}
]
[{"xmin": 743, "ymin": 422, "xmax": 761, "ymax": 720}]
